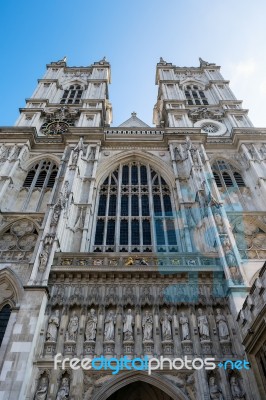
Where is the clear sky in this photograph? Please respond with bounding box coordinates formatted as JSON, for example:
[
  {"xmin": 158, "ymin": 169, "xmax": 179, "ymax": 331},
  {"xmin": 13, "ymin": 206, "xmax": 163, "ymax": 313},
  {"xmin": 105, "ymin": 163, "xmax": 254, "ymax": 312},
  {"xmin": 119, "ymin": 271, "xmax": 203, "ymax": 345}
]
[{"xmin": 1, "ymin": 0, "xmax": 266, "ymax": 127}]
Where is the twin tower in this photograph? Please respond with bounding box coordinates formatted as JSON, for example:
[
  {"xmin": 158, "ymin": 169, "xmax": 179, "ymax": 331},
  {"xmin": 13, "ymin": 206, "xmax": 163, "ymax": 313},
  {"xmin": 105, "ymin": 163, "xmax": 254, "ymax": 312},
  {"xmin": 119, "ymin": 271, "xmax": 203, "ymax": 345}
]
[{"xmin": 0, "ymin": 57, "xmax": 265, "ymax": 399}]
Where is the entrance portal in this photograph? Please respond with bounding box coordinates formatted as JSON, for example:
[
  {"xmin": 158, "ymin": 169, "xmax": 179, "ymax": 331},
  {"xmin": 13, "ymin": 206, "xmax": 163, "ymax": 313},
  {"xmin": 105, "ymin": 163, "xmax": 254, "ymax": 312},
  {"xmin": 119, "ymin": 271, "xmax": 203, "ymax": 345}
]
[{"xmin": 107, "ymin": 381, "xmax": 174, "ymax": 400}]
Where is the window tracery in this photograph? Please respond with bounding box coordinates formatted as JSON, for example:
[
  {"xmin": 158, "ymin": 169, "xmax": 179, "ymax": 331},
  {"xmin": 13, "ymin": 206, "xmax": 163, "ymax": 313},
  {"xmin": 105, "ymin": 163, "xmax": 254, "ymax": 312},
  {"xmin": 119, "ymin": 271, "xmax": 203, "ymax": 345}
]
[
  {"xmin": 60, "ymin": 84, "xmax": 83, "ymax": 104},
  {"xmin": 184, "ymin": 84, "xmax": 208, "ymax": 106},
  {"xmin": 93, "ymin": 162, "xmax": 179, "ymax": 253},
  {"xmin": 0, "ymin": 219, "xmax": 38, "ymax": 261},
  {"xmin": 22, "ymin": 161, "xmax": 58, "ymax": 211},
  {"xmin": 212, "ymin": 160, "xmax": 245, "ymax": 189}
]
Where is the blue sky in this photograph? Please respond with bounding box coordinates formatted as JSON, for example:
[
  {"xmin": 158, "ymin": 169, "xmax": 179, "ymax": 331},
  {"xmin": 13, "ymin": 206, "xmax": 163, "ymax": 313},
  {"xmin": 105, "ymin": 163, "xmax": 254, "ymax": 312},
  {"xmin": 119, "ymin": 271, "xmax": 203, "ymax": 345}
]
[{"xmin": 1, "ymin": 0, "xmax": 266, "ymax": 127}]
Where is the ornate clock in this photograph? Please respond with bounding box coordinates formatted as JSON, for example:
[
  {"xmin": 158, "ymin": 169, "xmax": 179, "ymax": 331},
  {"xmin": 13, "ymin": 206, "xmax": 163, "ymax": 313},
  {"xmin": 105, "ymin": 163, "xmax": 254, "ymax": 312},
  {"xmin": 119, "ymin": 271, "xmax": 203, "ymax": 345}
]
[{"xmin": 41, "ymin": 119, "xmax": 70, "ymax": 135}]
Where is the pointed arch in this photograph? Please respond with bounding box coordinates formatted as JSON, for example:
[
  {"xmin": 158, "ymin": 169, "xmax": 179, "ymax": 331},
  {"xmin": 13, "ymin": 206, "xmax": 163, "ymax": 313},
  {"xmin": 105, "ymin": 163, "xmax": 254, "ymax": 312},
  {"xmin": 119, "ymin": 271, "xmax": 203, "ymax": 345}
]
[
  {"xmin": 0, "ymin": 267, "xmax": 24, "ymax": 309},
  {"xmin": 24, "ymin": 154, "xmax": 60, "ymax": 170},
  {"xmin": 92, "ymin": 371, "xmax": 189, "ymax": 400},
  {"xmin": 95, "ymin": 150, "xmax": 176, "ymax": 188},
  {"xmin": 92, "ymin": 152, "xmax": 181, "ymax": 253}
]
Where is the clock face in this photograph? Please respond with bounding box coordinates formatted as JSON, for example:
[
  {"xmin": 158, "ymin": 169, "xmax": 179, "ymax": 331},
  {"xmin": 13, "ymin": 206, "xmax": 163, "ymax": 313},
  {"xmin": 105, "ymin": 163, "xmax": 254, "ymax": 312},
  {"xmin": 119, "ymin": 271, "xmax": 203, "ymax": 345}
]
[{"xmin": 40, "ymin": 119, "xmax": 69, "ymax": 135}]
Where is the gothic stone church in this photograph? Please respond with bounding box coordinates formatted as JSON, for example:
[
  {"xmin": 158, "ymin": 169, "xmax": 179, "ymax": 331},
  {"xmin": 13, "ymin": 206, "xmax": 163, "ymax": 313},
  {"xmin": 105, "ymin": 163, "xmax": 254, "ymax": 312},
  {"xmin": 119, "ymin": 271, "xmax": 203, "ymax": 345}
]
[{"xmin": 0, "ymin": 57, "xmax": 266, "ymax": 400}]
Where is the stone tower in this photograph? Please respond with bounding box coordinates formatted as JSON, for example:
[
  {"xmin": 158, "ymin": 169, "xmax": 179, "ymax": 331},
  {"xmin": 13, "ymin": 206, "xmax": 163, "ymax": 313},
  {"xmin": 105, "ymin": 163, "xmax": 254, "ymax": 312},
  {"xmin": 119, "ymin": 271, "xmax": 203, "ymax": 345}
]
[{"xmin": 0, "ymin": 56, "xmax": 265, "ymax": 399}]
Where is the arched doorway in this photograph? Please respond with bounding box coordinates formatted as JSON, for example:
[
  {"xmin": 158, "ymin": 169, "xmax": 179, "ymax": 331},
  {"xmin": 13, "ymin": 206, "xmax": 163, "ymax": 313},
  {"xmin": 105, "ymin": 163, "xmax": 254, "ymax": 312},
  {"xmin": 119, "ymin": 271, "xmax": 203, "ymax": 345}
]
[
  {"xmin": 92, "ymin": 372, "xmax": 189, "ymax": 400},
  {"xmin": 107, "ymin": 381, "xmax": 174, "ymax": 399}
]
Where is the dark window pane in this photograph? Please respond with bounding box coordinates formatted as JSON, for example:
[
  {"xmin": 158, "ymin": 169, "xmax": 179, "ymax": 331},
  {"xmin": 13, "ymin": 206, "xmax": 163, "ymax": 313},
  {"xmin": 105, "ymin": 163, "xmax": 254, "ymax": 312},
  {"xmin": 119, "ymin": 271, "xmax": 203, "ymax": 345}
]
[
  {"xmin": 234, "ymin": 172, "xmax": 245, "ymax": 187},
  {"xmin": 188, "ymin": 100, "xmax": 193, "ymax": 105},
  {"xmin": 213, "ymin": 172, "xmax": 223, "ymax": 187},
  {"xmin": 222, "ymin": 172, "xmax": 234, "ymax": 187},
  {"xmin": 155, "ymin": 219, "xmax": 165, "ymax": 245},
  {"xmin": 131, "ymin": 195, "xmax": 139, "ymax": 216},
  {"xmin": 203, "ymin": 100, "xmax": 209, "ymax": 105},
  {"xmin": 195, "ymin": 99, "xmax": 201, "ymax": 105},
  {"xmin": 131, "ymin": 165, "xmax": 138, "ymax": 184},
  {"xmin": 106, "ymin": 220, "xmax": 115, "ymax": 245},
  {"xmin": 143, "ymin": 220, "xmax": 151, "ymax": 245},
  {"xmin": 166, "ymin": 219, "xmax": 177, "ymax": 245},
  {"xmin": 0, "ymin": 305, "xmax": 11, "ymax": 346},
  {"xmin": 47, "ymin": 170, "xmax": 58, "ymax": 188},
  {"xmin": 132, "ymin": 220, "xmax": 140, "ymax": 245},
  {"xmin": 98, "ymin": 195, "xmax": 107, "ymax": 216},
  {"xmin": 153, "ymin": 195, "xmax": 162, "ymax": 216},
  {"xmin": 141, "ymin": 195, "xmax": 149, "ymax": 216},
  {"xmin": 120, "ymin": 220, "xmax": 128, "ymax": 245},
  {"xmin": 23, "ymin": 170, "xmax": 35, "ymax": 187},
  {"xmin": 122, "ymin": 165, "xmax": 129, "ymax": 184},
  {"xmin": 108, "ymin": 195, "xmax": 117, "ymax": 216},
  {"xmin": 140, "ymin": 165, "xmax": 147, "ymax": 185},
  {"xmin": 35, "ymin": 171, "xmax": 47, "ymax": 187},
  {"xmin": 95, "ymin": 220, "xmax": 104, "ymax": 245},
  {"xmin": 163, "ymin": 195, "xmax": 172, "ymax": 215},
  {"xmin": 121, "ymin": 195, "xmax": 128, "ymax": 216}
]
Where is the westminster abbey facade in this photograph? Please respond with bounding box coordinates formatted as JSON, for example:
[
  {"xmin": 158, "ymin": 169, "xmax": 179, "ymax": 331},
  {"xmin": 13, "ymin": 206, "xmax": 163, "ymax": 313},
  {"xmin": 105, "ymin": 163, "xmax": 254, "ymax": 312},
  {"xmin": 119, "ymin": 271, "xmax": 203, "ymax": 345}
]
[{"xmin": 0, "ymin": 57, "xmax": 265, "ymax": 399}]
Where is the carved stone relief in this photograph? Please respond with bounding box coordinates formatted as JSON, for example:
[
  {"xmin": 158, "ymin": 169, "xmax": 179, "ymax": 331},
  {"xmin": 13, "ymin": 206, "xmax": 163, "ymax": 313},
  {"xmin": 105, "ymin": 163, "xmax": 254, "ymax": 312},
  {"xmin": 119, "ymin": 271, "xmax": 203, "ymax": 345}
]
[{"xmin": 0, "ymin": 219, "xmax": 38, "ymax": 261}]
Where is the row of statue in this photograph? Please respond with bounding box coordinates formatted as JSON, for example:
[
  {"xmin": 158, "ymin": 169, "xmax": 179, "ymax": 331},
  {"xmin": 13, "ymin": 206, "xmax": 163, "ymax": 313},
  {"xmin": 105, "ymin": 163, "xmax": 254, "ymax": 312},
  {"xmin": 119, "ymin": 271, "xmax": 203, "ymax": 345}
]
[
  {"xmin": 34, "ymin": 372, "xmax": 245, "ymax": 400},
  {"xmin": 46, "ymin": 307, "xmax": 230, "ymax": 344}
]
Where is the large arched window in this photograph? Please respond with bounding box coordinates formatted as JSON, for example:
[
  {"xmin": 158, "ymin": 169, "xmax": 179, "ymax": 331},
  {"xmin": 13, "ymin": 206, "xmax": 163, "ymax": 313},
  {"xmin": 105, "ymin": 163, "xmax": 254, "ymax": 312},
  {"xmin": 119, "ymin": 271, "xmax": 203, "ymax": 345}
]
[
  {"xmin": 93, "ymin": 162, "xmax": 179, "ymax": 253},
  {"xmin": 0, "ymin": 304, "xmax": 11, "ymax": 346},
  {"xmin": 212, "ymin": 160, "xmax": 246, "ymax": 189},
  {"xmin": 23, "ymin": 161, "xmax": 58, "ymax": 189},
  {"xmin": 21, "ymin": 160, "xmax": 58, "ymax": 211}
]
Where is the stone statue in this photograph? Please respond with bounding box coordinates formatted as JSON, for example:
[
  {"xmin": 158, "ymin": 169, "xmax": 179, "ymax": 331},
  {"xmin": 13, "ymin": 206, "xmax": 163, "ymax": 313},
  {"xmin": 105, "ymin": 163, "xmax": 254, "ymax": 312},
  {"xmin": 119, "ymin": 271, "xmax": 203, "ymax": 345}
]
[
  {"xmin": 51, "ymin": 203, "xmax": 61, "ymax": 227},
  {"xmin": 85, "ymin": 309, "xmax": 97, "ymax": 341},
  {"xmin": 160, "ymin": 309, "xmax": 172, "ymax": 340},
  {"xmin": 39, "ymin": 244, "xmax": 50, "ymax": 272},
  {"xmin": 214, "ymin": 211, "xmax": 226, "ymax": 234},
  {"xmin": 159, "ymin": 57, "xmax": 167, "ymax": 64},
  {"xmin": 0, "ymin": 144, "xmax": 9, "ymax": 161},
  {"xmin": 123, "ymin": 309, "xmax": 134, "ymax": 341},
  {"xmin": 216, "ymin": 309, "xmax": 229, "ymax": 340},
  {"xmin": 9, "ymin": 144, "xmax": 20, "ymax": 160},
  {"xmin": 56, "ymin": 376, "xmax": 70, "ymax": 400},
  {"xmin": 142, "ymin": 311, "xmax": 153, "ymax": 340},
  {"xmin": 139, "ymin": 258, "xmax": 148, "ymax": 265},
  {"xmin": 174, "ymin": 146, "xmax": 184, "ymax": 162},
  {"xmin": 222, "ymin": 237, "xmax": 242, "ymax": 283},
  {"xmin": 46, "ymin": 310, "xmax": 60, "ymax": 342},
  {"xmin": 199, "ymin": 57, "xmax": 215, "ymax": 67},
  {"xmin": 65, "ymin": 312, "xmax": 79, "ymax": 341},
  {"xmin": 197, "ymin": 308, "xmax": 210, "ymax": 340},
  {"xmin": 230, "ymin": 376, "xmax": 245, "ymax": 399},
  {"xmin": 104, "ymin": 310, "xmax": 116, "ymax": 341},
  {"xmin": 179, "ymin": 312, "xmax": 190, "ymax": 340},
  {"xmin": 34, "ymin": 375, "xmax": 49, "ymax": 400},
  {"xmin": 209, "ymin": 376, "xmax": 224, "ymax": 400},
  {"xmin": 125, "ymin": 256, "xmax": 134, "ymax": 266}
]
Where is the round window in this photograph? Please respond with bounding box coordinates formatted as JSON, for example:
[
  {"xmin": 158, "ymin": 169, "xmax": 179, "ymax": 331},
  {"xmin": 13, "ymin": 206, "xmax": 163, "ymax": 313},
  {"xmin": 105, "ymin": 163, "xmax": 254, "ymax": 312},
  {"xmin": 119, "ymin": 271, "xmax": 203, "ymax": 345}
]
[
  {"xmin": 201, "ymin": 123, "xmax": 219, "ymax": 133},
  {"xmin": 194, "ymin": 119, "xmax": 227, "ymax": 136}
]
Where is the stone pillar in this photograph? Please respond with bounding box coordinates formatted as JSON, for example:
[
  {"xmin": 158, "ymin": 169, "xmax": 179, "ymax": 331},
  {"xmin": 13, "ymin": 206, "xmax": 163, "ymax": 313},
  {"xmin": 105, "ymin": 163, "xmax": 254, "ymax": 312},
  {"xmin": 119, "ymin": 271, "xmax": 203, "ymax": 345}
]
[{"xmin": 0, "ymin": 288, "xmax": 48, "ymax": 400}]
